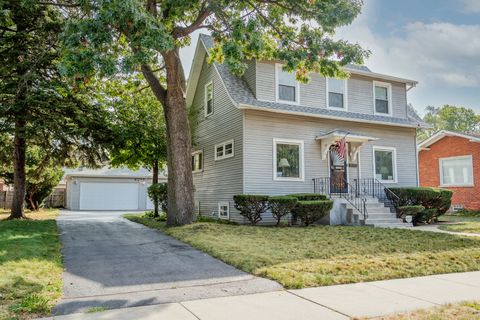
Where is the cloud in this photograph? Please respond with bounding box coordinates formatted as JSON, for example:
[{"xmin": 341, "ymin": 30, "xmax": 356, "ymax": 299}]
[
  {"xmin": 336, "ymin": 9, "xmax": 480, "ymax": 89},
  {"xmin": 461, "ymin": 0, "xmax": 480, "ymax": 13}
]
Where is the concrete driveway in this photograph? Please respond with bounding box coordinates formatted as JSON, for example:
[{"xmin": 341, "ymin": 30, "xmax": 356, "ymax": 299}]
[{"xmin": 54, "ymin": 210, "xmax": 281, "ymax": 315}]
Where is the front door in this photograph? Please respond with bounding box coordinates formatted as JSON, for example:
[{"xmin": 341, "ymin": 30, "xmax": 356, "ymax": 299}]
[{"xmin": 329, "ymin": 146, "xmax": 347, "ymax": 193}]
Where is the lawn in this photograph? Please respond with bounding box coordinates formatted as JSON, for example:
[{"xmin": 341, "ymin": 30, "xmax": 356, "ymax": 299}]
[
  {"xmin": 0, "ymin": 209, "xmax": 63, "ymax": 320},
  {"xmin": 373, "ymin": 301, "xmax": 480, "ymax": 320},
  {"xmin": 438, "ymin": 215, "xmax": 480, "ymax": 234},
  {"xmin": 124, "ymin": 214, "xmax": 480, "ymax": 289}
]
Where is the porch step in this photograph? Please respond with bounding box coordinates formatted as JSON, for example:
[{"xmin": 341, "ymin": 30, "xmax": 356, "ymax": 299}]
[
  {"xmin": 366, "ymin": 213, "xmax": 397, "ymax": 219},
  {"xmin": 365, "ymin": 218, "xmax": 403, "ymax": 224},
  {"xmin": 366, "ymin": 207, "xmax": 393, "ymax": 214},
  {"xmin": 369, "ymin": 222, "xmax": 414, "ymax": 228}
]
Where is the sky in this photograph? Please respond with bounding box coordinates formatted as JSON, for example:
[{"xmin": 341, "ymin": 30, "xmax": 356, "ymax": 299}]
[{"xmin": 180, "ymin": 0, "xmax": 480, "ymax": 115}]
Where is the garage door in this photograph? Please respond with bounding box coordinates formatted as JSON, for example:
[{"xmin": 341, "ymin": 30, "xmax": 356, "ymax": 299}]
[{"xmin": 79, "ymin": 182, "xmax": 139, "ymax": 210}]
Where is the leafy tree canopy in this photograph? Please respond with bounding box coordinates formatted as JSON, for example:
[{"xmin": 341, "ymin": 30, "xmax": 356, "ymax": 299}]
[{"xmin": 419, "ymin": 105, "xmax": 480, "ymax": 141}]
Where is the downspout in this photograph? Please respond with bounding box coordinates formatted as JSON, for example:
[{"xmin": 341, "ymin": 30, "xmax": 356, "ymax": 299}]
[{"xmin": 415, "ymin": 128, "xmax": 420, "ymax": 187}]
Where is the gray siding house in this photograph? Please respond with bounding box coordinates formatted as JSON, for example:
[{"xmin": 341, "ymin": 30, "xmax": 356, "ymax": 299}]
[{"xmin": 186, "ymin": 34, "xmax": 428, "ymax": 226}]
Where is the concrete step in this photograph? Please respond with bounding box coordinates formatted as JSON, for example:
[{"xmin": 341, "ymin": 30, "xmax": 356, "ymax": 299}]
[
  {"xmin": 366, "ymin": 213, "xmax": 396, "ymax": 219},
  {"xmin": 366, "ymin": 207, "xmax": 393, "ymax": 214},
  {"xmin": 365, "ymin": 218, "xmax": 403, "ymax": 224},
  {"xmin": 371, "ymin": 222, "xmax": 414, "ymax": 228}
]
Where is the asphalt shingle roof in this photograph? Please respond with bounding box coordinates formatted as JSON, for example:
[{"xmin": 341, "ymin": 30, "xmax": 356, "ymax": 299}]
[{"xmin": 200, "ymin": 34, "xmax": 429, "ymax": 128}]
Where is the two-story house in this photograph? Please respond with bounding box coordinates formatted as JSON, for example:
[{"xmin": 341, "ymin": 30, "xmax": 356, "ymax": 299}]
[{"xmin": 186, "ymin": 34, "xmax": 428, "ymax": 226}]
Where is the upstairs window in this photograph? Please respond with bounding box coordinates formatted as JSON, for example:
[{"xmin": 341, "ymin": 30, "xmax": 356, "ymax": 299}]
[
  {"xmin": 215, "ymin": 140, "xmax": 234, "ymax": 161},
  {"xmin": 374, "ymin": 81, "xmax": 392, "ymax": 115},
  {"xmin": 192, "ymin": 150, "xmax": 203, "ymax": 173},
  {"xmin": 440, "ymin": 155, "xmax": 473, "ymax": 186},
  {"xmin": 205, "ymin": 81, "xmax": 213, "ymax": 116},
  {"xmin": 276, "ymin": 64, "xmax": 299, "ymax": 103},
  {"xmin": 327, "ymin": 78, "xmax": 346, "ymax": 109}
]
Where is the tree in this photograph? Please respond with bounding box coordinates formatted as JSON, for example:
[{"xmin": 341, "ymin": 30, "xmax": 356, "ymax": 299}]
[
  {"xmin": 419, "ymin": 105, "xmax": 480, "ymax": 141},
  {"xmin": 59, "ymin": 0, "xmax": 369, "ymax": 226},
  {"xmin": 99, "ymin": 75, "xmax": 167, "ymax": 216},
  {"xmin": 0, "ymin": 1, "xmax": 113, "ymax": 219},
  {"xmin": 0, "ymin": 135, "xmax": 64, "ymax": 211}
]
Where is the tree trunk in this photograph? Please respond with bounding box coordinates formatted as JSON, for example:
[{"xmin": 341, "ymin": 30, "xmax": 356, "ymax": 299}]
[
  {"xmin": 162, "ymin": 50, "xmax": 194, "ymax": 226},
  {"xmin": 152, "ymin": 160, "xmax": 159, "ymax": 217},
  {"xmin": 10, "ymin": 120, "xmax": 27, "ymax": 219}
]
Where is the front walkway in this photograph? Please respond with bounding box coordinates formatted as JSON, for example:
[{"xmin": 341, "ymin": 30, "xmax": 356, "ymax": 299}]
[
  {"xmin": 45, "ymin": 271, "xmax": 480, "ymax": 319},
  {"xmin": 413, "ymin": 224, "xmax": 480, "ymax": 237}
]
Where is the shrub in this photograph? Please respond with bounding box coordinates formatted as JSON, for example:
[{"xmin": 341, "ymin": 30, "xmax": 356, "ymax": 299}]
[
  {"xmin": 148, "ymin": 183, "xmax": 168, "ymax": 216},
  {"xmin": 233, "ymin": 194, "xmax": 269, "ymax": 225},
  {"xmin": 387, "ymin": 187, "xmax": 453, "ymax": 224},
  {"xmin": 287, "ymin": 193, "xmax": 327, "ymax": 201},
  {"xmin": 268, "ymin": 196, "xmax": 298, "ymax": 226},
  {"xmin": 196, "ymin": 215, "xmax": 238, "ymax": 225},
  {"xmin": 143, "ymin": 211, "xmax": 167, "ymax": 221},
  {"xmin": 457, "ymin": 209, "xmax": 480, "ymax": 217},
  {"xmin": 397, "ymin": 205, "xmax": 425, "ymax": 220},
  {"xmin": 293, "ymin": 200, "xmax": 333, "ymax": 226}
]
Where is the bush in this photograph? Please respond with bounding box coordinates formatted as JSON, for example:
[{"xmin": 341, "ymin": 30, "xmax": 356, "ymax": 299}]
[
  {"xmin": 387, "ymin": 187, "xmax": 453, "ymax": 224},
  {"xmin": 397, "ymin": 205, "xmax": 425, "ymax": 220},
  {"xmin": 143, "ymin": 211, "xmax": 167, "ymax": 221},
  {"xmin": 148, "ymin": 183, "xmax": 168, "ymax": 216},
  {"xmin": 457, "ymin": 209, "xmax": 480, "ymax": 217},
  {"xmin": 268, "ymin": 196, "xmax": 298, "ymax": 226},
  {"xmin": 293, "ymin": 200, "xmax": 333, "ymax": 226},
  {"xmin": 233, "ymin": 194, "xmax": 269, "ymax": 225},
  {"xmin": 196, "ymin": 215, "xmax": 238, "ymax": 225},
  {"xmin": 287, "ymin": 193, "xmax": 327, "ymax": 201}
]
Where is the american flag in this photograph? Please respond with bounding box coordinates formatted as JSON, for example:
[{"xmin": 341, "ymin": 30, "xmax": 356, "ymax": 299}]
[{"xmin": 336, "ymin": 137, "xmax": 347, "ymax": 161}]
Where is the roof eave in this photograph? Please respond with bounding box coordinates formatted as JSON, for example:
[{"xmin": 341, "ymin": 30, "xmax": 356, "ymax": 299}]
[
  {"xmin": 239, "ymin": 103, "xmax": 425, "ymax": 129},
  {"xmin": 346, "ymin": 68, "xmax": 418, "ymax": 86}
]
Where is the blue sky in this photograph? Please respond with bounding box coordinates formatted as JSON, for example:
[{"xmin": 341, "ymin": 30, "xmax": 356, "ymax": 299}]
[{"xmin": 181, "ymin": 0, "xmax": 480, "ymax": 115}]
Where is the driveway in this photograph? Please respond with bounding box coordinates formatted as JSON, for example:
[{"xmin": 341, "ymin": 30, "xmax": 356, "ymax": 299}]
[{"xmin": 54, "ymin": 210, "xmax": 281, "ymax": 315}]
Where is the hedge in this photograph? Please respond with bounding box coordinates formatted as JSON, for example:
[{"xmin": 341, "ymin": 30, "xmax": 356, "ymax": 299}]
[
  {"xmin": 287, "ymin": 193, "xmax": 327, "ymax": 201},
  {"xmin": 268, "ymin": 196, "xmax": 298, "ymax": 226},
  {"xmin": 233, "ymin": 194, "xmax": 269, "ymax": 225},
  {"xmin": 293, "ymin": 200, "xmax": 333, "ymax": 226},
  {"xmin": 387, "ymin": 187, "xmax": 453, "ymax": 224},
  {"xmin": 397, "ymin": 205, "xmax": 425, "ymax": 220}
]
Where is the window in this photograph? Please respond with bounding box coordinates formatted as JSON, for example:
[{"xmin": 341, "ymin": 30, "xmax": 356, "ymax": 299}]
[
  {"xmin": 373, "ymin": 81, "xmax": 392, "ymax": 115},
  {"xmin": 273, "ymin": 138, "xmax": 304, "ymax": 181},
  {"xmin": 205, "ymin": 81, "xmax": 213, "ymax": 116},
  {"xmin": 327, "ymin": 78, "xmax": 346, "ymax": 109},
  {"xmin": 218, "ymin": 202, "xmax": 229, "ymax": 219},
  {"xmin": 215, "ymin": 140, "xmax": 234, "ymax": 160},
  {"xmin": 373, "ymin": 146, "xmax": 397, "ymax": 183},
  {"xmin": 191, "ymin": 150, "xmax": 203, "ymax": 173},
  {"xmin": 440, "ymin": 155, "xmax": 473, "ymax": 186},
  {"xmin": 276, "ymin": 64, "xmax": 299, "ymax": 103}
]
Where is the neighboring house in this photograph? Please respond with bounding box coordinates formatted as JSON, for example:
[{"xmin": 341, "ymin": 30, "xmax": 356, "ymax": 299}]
[
  {"xmin": 186, "ymin": 34, "xmax": 428, "ymax": 226},
  {"xmin": 418, "ymin": 130, "xmax": 480, "ymax": 211},
  {"xmin": 65, "ymin": 167, "xmax": 166, "ymax": 211}
]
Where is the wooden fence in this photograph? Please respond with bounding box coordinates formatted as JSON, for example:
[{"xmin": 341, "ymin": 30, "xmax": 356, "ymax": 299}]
[{"xmin": 0, "ymin": 189, "xmax": 65, "ymax": 209}]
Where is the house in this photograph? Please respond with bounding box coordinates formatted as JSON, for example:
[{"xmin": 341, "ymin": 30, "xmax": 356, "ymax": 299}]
[
  {"xmin": 65, "ymin": 167, "xmax": 166, "ymax": 211},
  {"xmin": 186, "ymin": 34, "xmax": 429, "ymax": 226},
  {"xmin": 418, "ymin": 130, "xmax": 480, "ymax": 211}
]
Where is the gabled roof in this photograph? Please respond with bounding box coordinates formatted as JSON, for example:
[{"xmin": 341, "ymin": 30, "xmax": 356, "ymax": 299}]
[
  {"xmin": 418, "ymin": 130, "xmax": 480, "ymax": 150},
  {"xmin": 64, "ymin": 166, "xmax": 166, "ymax": 179},
  {"xmin": 186, "ymin": 34, "xmax": 429, "ymax": 129}
]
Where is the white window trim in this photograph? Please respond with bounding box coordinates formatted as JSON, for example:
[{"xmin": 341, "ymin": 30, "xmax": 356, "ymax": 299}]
[
  {"xmin": 204, "ymin": 81, "xmax": 213, "ymax": 117},
  {"xmin": 439, "ymin": 155, "xmax": 474, "ymax": 187},
  {"xmin": 214, "ymin": 139, "xmax": 234, "ymax": 161},
  {"xmin": 326, "ymin": 77, "xmax": 348, "ymax": 110},
  {"xmin": 192, "ymin": 150, "xmax": 203, "ymax": 173},
  {"xmin": 273, "ymin": 138, "xmax": 305, "ymax": 182},
  {"xmin": 373, "ymin": 81, "xmax": 392, "ymax": 116},
  {"xmin": 218, "ymin": 202, "xmax": 230, "ymax": 219},
  {"xmin": 372, "ymin": 146, "xmax": 397, "ymax": 183},
  {"xmin": 275, "ymin": 63, "xmax": 300, "ymax": 105}
]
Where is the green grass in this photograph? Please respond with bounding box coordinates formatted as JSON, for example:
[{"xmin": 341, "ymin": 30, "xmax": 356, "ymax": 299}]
[
  {"xmin": 439, "ymin": 215, "xmax": 480, "ymax": 234},
  {"xmin": 124, "ymin": 214, "xmax": 480, "ymax": 289},
  {"xmin": 373, "ymin": 301, "xmax": 480, "ymax": 320},
  {"xmin": 85, "ymin": 306, "xmax": 108, "ymax": 313},
  {"xmin": 0, "ymin": 209, "xmax": 62, "ymax": 320}
]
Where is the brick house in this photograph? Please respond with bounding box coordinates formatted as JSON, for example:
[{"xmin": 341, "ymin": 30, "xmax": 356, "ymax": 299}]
[{"xmin": 418, "ymin": 130, "xmax": 480, "ymax": 210}]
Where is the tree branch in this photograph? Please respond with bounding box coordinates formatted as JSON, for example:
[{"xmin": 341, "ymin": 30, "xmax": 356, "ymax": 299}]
[
  {"xmin": 173, "ymin": 3, "xmax": 211, "ymax": 38},
  {"xmin": 141, "ymin": 64, "xmax": 167, "ymax": 105}
]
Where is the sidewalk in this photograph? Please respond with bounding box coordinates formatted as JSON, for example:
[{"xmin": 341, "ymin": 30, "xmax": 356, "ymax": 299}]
[{"xmin": 42, "ymin": 271, "xmax": 480, "ymax": 320}]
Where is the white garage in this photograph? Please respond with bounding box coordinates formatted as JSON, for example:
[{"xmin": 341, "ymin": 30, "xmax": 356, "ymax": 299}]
[{"xmin": 65, "ymin": 167, "xmax": 166, "ymax": 211}]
